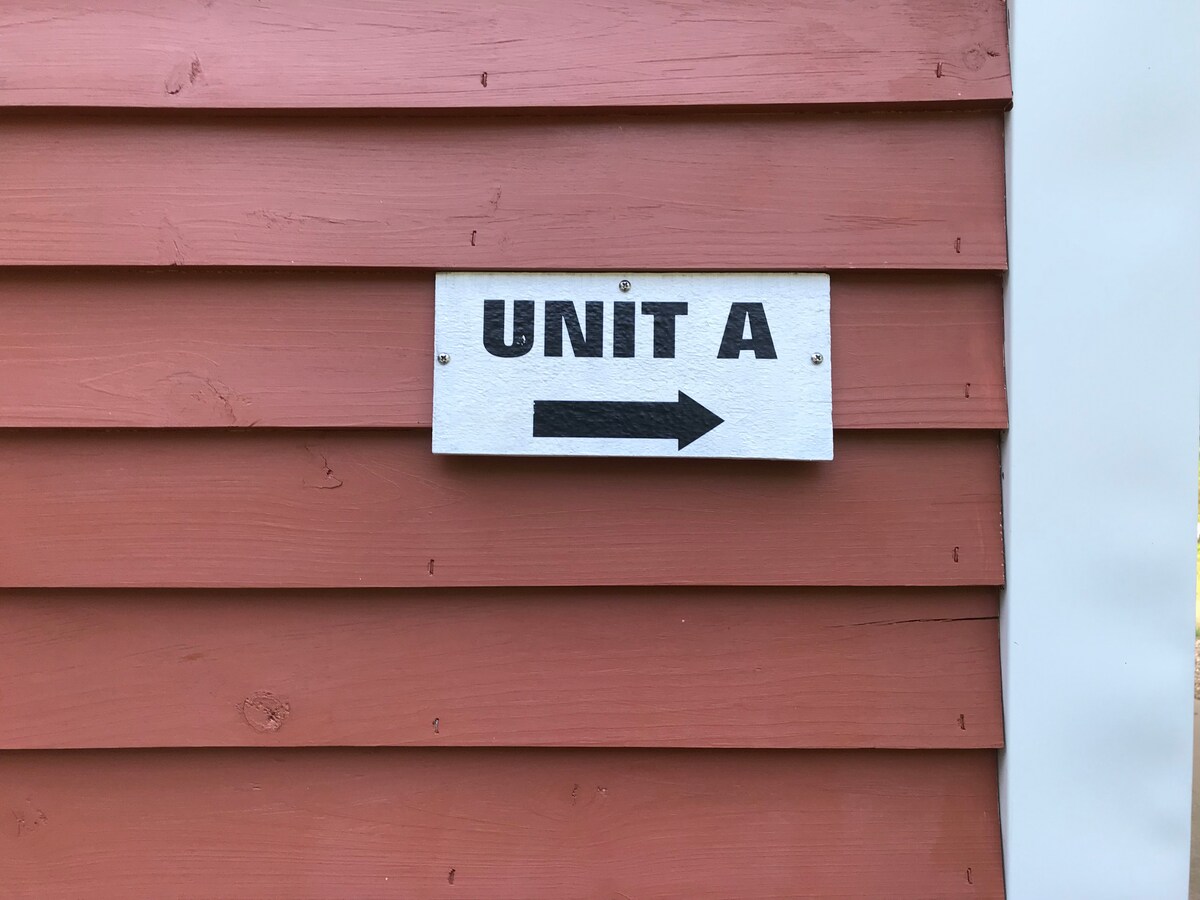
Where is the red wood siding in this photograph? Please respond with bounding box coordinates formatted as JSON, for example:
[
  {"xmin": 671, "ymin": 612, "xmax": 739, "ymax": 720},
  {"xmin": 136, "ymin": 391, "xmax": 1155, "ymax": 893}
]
[
  {"xmin": 0, "ymin": 588, "xmax": 1001, "ymax": 750},
  {"xmin": 0, "ymin": 270, "xmax": 1006, "ymax": 429},
  {"xmin": 0, "ymin": 1, "xmax": 1011, "ymax": 109},
  {"xmin": 0, "ymin": 430, "xmax": 1002, "ymax": 588},
  {"xmin": 0, "ymin": 113, "xmax": 1006, "ymax": 269},
  {"xmin": 0, "ymin": 749, "xmax": 1004, "ymax": 899},
  {"xmin": 0, "ymin": 3, "xmax": 1010, "ymax": 896}
]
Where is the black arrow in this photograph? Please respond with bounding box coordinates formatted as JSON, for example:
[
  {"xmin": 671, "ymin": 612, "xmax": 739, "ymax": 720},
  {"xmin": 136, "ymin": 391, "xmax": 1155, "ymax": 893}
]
[{"xmin": 533, "ymin": 391, "xmax": 724, "ymax": 450}]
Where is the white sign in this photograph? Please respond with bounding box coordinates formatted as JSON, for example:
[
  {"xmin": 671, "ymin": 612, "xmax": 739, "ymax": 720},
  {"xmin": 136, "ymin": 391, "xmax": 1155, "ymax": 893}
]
[{"xmin": 432, "ymin": 272, "xmax": 832, "ymax": 460}]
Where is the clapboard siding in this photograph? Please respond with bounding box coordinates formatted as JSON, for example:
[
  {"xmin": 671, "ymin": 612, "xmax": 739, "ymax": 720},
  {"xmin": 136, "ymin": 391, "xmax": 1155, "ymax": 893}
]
[
  {"xmin": 0, "ymin": 112, "xmax": 1006, "ymax": 269},
  {"xmin": 1, "ymin": 2, "xmax": 1012, "ymax": 891},
  {"xmin": 0, "ymin": 430, "xmax": 1003, "ymax": 588},
  {"xmin": 0, "ymin": 587, "xmax": 1000, "ymax": 750},
  {"xmin": 0, "ymin": 270, "xmax": 1006, "ymax": 429},
  {"xmin": 0, "ymin": 1, "xmax": 1011, "ymax": 110},
  {"xmin": 0, "ymin": 748, "xmax": 1004, "ymax": 899}
]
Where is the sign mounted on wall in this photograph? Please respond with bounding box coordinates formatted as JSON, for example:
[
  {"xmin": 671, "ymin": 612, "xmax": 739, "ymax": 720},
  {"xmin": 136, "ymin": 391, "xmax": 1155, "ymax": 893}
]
[{"xmin": 433, "ymin": 272, "xmax": 832, "ymax": 460}]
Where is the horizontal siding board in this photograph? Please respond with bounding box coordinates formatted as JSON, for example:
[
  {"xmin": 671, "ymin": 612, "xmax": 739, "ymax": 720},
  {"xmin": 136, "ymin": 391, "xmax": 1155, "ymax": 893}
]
[
  {"xmin": 0, "ymin": 270, "xmax": 1006, "ymax": 430},
  {"xmin": 0, "ymin": 748, "xmax": 1004, "ymax": 898},
  {"xmin": 0, "ymin": 1, "xmax": 1011, "ymax": 109},
  {"xmin": 0, "ymin": 587, "xmax": 1001, "ymax": 750},
  {"xmin": 0, "ymin": 430, "xmax": 1003, "ymax": 588},
  {"xmin": 0, "ymin": 113, "xmax": 1007, "ymax": 269},
  {"xmin": 831, "ymin": 273, "xmax": 1007, "ymax": 428}
]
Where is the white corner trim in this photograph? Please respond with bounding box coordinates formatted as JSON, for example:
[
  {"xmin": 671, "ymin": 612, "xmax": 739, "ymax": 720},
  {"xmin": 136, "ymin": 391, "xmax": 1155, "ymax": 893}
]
[{"xmin": 1001, "ymin": 1, "xmax": 1200, "ymax": 896}]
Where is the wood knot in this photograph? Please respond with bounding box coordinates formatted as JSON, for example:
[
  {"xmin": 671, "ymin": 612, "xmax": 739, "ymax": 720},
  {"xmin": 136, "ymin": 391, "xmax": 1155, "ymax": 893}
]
[
  {"xmin": 303, "ymin": 445, "xmax": 343, "ymax": 489},
  {"xmin": 12, "ymin": 807, "xmax": 48, "ymax": 838},
  {"xmin": 165, "ymin": 54, "xmax": 203, "ymax": 95},
  {"xmin": 241, "ymin": 691, "xmax": 290, "ymax": 732},
  {"xmin": 961, "ymin": 45, "xmax": 987, "ymax": 72}
]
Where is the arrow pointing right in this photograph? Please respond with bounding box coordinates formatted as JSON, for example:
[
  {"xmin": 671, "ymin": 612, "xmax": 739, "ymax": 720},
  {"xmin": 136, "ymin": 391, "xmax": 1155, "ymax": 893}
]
[{"xmin": 532, "ymin": 391, "xmax": 724, "ymax": 450}]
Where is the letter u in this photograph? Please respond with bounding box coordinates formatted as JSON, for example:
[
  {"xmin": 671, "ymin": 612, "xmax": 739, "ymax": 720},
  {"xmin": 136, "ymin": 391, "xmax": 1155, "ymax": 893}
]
[{"xmin": 482, "ymin": 299, "xmax": 535, "ymax": 357}]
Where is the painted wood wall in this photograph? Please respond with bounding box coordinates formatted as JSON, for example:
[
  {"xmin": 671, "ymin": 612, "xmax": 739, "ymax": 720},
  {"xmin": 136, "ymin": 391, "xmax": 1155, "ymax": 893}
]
[{"xmin": 0, "ymin": 3, "xmax": 1010, "ymax": 897}]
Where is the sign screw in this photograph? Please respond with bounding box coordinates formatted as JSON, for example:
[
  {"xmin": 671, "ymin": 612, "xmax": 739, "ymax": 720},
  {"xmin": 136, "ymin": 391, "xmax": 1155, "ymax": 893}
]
[
  {"xmin": 618, "ymin": 279, "xmax": 632, "ymax": 292},
  {"xmin": 811, "ymin": 352, "xmax": 824, "ymax": 365},
  {"xmin": 437, "ymin": 353, "xmax": 450, "ymax": 365}
]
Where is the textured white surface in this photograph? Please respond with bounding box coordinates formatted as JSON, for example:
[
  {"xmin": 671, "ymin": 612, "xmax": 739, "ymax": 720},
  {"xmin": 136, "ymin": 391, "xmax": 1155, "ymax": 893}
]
[
  {"xmin": 1002, "ymin": 1, "xmax": 1200, "ymax": 895},
  {"xmin": 433, "ymin": 272, "xmax": 832, "ymax": 459}
]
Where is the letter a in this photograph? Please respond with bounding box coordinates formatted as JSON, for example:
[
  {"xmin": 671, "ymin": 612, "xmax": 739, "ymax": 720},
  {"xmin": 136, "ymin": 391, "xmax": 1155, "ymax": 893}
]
[{"xmin": 717, "ymin": 302, "xmax": 777, "ymax": 359}]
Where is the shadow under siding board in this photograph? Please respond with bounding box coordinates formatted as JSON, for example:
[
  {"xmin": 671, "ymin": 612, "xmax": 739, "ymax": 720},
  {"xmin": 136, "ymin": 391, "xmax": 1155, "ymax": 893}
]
[
  {"xmin": 0, "ymin": 112, "xmax": 1007, "ymax": 269},
  {"xmin": 0, "ymin": 587, "xmax": 1001, "ymax": 750},
  {"xmin": 0, "ymin": 270, "xmax": 1006, "ymax": 429},
  {"xmin": 0, "ymin": 0, "xmax": 1011, "ymax": 109},
  {"xmin": 0, "ymin": 748, "xmax": 1004, "ymax": 899},
  {"xmin": 0, "ymin": 429, "xmax": 1003, "ymax": 588}
]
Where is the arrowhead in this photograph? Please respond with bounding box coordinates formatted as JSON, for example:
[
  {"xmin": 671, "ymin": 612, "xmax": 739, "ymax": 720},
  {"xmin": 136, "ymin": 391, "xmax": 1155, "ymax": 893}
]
[{"xmin": 673, "ymin": 391, "xmax": 724, "ymax": 449}]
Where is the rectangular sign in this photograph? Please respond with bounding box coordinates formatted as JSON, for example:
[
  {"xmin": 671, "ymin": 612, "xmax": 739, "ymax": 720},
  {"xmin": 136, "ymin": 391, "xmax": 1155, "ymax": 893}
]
[{"xmin": 433, "ymin": 272, "xmax": 832, "ymax": 459}]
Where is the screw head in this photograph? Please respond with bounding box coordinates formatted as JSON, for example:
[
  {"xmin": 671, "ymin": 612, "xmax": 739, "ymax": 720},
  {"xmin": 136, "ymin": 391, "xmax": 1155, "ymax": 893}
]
[
  {"xmin": 437, "ymin": 353, "xmax": 450, "ymax": 365},
  {"xmin": 811, "ymin": 352, "xmax": 824, "ymax": 365},
  {"xmin": 618, "ymin": 279, "xmax": 632, "ymax": 293}
]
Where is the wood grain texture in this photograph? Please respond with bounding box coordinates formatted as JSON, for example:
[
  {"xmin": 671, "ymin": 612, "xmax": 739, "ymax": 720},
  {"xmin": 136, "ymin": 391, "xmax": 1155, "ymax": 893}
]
[
  {"xmin": 0, "ymin": 748, "xmax": 1004, "ymax": 898},
  {"xmin": 0, "ymin": 430, "xmax": 1003, "ymax": 588},
  {"xmin": 0, "ymin": 1, "xmax": 1011, "ymax": 110},
  {"xmin": 0, "ymin": 112, "xmax": 1006, "ymax": 269},
  {"xmin": 0, "ymin": 270, "xmax": 1006, "ymax": 429},
  {"xmin": 832, "ymin": 273, "xmax": 1007, "ymax": 428},
  {"xmin": 0, "ymin": 587, "xmax": 1001, "ymax": 750}
]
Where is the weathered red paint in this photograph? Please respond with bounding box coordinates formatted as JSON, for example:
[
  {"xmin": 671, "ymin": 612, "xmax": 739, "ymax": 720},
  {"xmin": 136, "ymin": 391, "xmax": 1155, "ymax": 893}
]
[
  {"xmin": 0, "ymin": 270, "xmax": 1006, "ymax": 429},
  {"xmin": 0, "ymin": 0, "xmax": 1012, "ymax": 890},
  {"xmin": 0, "ymin": 0, "xmax": 1011, "ymax": 109},
  {"xmin": 0, "ymin": 587, "xmax": 1001, "ymax": 750},
  {"xmin": 0, "ymin": 748, "xmax": 1005, "ymax": 898},
  {"xmin": 0, "ymin": 112, "xmax": 1007, "ymax": 269},
  {"xmin": 0, "ymin": 430, "xmax": 1003, "ymax": 588}
]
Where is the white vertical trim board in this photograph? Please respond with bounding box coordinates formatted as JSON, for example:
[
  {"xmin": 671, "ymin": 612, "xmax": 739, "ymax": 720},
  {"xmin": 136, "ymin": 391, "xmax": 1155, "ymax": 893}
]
[{"xmin": 1002, "ymin": 2, "xmax": 1200, "ymax": 897}]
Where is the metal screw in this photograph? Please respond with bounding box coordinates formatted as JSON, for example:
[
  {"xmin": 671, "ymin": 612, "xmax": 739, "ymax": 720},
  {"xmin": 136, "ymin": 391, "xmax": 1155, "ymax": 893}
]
[
  {"xmin": 618, "ymin": 279, "xmax": 632, "ymax": 293},
  {"xmin": 437, "ymin": 353, "xmax": 450, "ymax": 365},
  {"xmin": 811, "ymin": 352, "xmax": 824, "ymax": 365}
]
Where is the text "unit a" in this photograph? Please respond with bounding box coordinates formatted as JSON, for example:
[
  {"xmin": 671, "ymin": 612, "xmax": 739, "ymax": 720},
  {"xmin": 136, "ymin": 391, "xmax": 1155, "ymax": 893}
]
[{"xmin": 482, "ymin": 299, "xmax": 778, "ymax": 360}]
